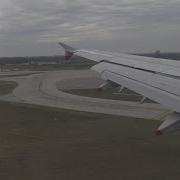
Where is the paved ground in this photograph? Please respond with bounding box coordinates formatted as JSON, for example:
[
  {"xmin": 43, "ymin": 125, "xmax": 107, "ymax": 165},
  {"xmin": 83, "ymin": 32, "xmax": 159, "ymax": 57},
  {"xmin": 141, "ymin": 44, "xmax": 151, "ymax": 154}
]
[{"xmin": 0, "ymin": 70, "xmax": 170, "ymax": 120}]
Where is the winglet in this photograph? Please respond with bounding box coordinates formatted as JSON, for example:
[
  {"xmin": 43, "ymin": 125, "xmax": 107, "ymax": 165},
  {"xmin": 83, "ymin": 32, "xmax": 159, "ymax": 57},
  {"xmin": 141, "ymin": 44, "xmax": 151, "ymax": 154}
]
[{"xmin": 59, "ymin": 42, "xmax": 76, "ymax": 60}]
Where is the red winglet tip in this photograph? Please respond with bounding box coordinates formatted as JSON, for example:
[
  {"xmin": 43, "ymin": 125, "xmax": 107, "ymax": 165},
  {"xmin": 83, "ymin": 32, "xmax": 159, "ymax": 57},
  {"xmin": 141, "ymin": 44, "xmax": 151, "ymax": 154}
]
[
  {"xmin": 65, "ymin": 55, "xmax": 72, "ymax": 61},
  {"xmin": 155, "ymin": 130, "xmax": 163, "ymax": 136},
  {"xmin": 65, "ymin": 51, "xmax": 73, "ymax": 61}
]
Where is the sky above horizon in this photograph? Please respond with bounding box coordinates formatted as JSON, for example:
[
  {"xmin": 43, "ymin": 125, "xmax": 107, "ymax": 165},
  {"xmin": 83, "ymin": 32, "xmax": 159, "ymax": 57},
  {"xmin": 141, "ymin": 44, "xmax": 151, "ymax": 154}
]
[{"xmin": 0, "ymin": 0, "xmax": 180, "ymax": 57}]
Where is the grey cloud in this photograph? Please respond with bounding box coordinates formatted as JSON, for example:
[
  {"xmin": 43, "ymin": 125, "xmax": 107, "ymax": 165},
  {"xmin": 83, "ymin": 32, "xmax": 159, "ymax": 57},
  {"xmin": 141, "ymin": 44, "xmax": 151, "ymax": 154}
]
[{"xmin": 0, "ymin": 0, "xmax": 180, "ymax": 56}]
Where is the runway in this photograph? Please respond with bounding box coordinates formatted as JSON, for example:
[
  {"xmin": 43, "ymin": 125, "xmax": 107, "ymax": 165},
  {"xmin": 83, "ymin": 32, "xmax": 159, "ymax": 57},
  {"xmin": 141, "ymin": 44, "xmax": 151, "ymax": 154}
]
[{"xmin": 0, "ymin": 70, "xmax": 169, "ymax": 120}]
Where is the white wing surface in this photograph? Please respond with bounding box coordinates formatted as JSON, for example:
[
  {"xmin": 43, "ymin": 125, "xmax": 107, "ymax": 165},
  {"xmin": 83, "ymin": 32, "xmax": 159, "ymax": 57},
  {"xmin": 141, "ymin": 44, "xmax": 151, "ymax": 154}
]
[{"xmin": 59, "ymin": 42, "xmax": 180, "ymax": 135}]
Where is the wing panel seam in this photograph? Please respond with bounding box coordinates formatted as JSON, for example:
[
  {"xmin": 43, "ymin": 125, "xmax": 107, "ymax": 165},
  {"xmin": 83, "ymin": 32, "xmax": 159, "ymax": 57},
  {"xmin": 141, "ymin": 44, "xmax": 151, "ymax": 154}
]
[{"xmin": 101, "ymin": 60, "xmax": 180, "ymax": 80}]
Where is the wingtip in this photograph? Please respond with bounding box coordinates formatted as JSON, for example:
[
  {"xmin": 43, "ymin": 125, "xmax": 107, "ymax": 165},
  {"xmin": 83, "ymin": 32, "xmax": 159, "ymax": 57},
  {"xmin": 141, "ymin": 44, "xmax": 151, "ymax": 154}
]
[
  {"xmin": 58, "ymin": 42, "xmax": 67, "ymax": 49},
  {"xmin": 58, "ymin": 42, "xmax": 75, "ymax": 52},
  {"xmin": 58, "ymin": 42, "xmax": 64, "ymax": 46},
  {"xmin": 58, "ymin": 42, "xmax": 75, "ymax": 61}
]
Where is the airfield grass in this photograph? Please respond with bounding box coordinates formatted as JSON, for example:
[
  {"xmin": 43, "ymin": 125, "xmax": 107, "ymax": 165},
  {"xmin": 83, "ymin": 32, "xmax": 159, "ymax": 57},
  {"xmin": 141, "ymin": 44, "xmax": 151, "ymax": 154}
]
[
  {"xmin": 0, "ymin": 81, "xmax": 17, "ymax": 95},
  {"xmin": 0, "ymin": 102, "xmax": 179, "ymax": 180},
  {"xmin": 64, "ymin": 88, "xmax": 155, "ymax": 103}
]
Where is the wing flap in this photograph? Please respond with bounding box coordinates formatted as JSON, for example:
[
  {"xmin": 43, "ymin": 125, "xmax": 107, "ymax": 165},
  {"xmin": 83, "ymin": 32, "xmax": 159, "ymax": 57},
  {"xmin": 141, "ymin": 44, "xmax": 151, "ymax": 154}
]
[
  {"xmin": 156, "ymin": 112, "xmax": 180, "ymax": 135},
  {"xmin": 92, "ymin": 64, "xmax": 180, "ymax": 112}
]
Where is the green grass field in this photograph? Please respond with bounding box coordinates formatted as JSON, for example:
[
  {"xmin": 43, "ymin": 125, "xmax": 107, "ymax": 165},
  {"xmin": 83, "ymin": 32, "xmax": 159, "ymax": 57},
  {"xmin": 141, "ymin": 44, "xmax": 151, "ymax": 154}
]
[
  {"xmin": 0, "ymin": 101, "xmax": 179, "ymax": 179},
  {"xmin": 64, "ymin": 88, "xmax": 155, "ymax": 103},
  {"xmin": 0, "ymin": 81, "xmax": 17, "ymax": 95}
]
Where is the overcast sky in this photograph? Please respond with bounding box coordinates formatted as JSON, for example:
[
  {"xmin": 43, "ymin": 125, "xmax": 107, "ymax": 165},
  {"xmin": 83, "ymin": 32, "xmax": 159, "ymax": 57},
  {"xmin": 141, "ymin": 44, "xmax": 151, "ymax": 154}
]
[{"xmin": 0, "ymin": 0, "xmax": 180, "ymax": 56}]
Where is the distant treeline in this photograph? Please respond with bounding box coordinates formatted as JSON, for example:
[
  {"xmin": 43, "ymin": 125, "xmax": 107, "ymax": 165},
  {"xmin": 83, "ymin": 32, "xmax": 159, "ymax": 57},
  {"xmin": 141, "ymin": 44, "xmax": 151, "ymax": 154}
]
[
  {"xmin": 0, "ymin": 52, "xmax": 180, "ymax": 65},
  {"xmin": 0, "ymin": 55, "xmax": 95, "ymax": 65},
  {"xmin": 136, "ymin": 51, "xmax": 180, "ymax": 60}
]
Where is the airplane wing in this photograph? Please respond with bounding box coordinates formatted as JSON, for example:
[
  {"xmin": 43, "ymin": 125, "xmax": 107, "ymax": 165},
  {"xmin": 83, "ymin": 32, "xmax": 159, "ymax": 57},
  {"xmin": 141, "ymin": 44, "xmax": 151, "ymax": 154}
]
[{"xmin": 59, "ymin": 42, "xmax": 180, "ymax": 135}]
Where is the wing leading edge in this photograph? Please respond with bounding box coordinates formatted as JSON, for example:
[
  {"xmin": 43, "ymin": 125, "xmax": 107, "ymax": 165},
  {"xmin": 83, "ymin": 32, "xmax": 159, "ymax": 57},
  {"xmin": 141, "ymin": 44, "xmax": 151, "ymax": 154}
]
[{"xmin": 59, "ymin": 42, "xmax": 180, "ymax": 135}]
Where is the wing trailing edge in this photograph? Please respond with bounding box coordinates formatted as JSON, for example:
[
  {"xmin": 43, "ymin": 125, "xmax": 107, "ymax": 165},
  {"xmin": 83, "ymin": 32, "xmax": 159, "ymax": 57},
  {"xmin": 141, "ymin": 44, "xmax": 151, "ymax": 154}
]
[{"xmin": 156, "ymin": 112, "xmax": 180, "ymax": 135}]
